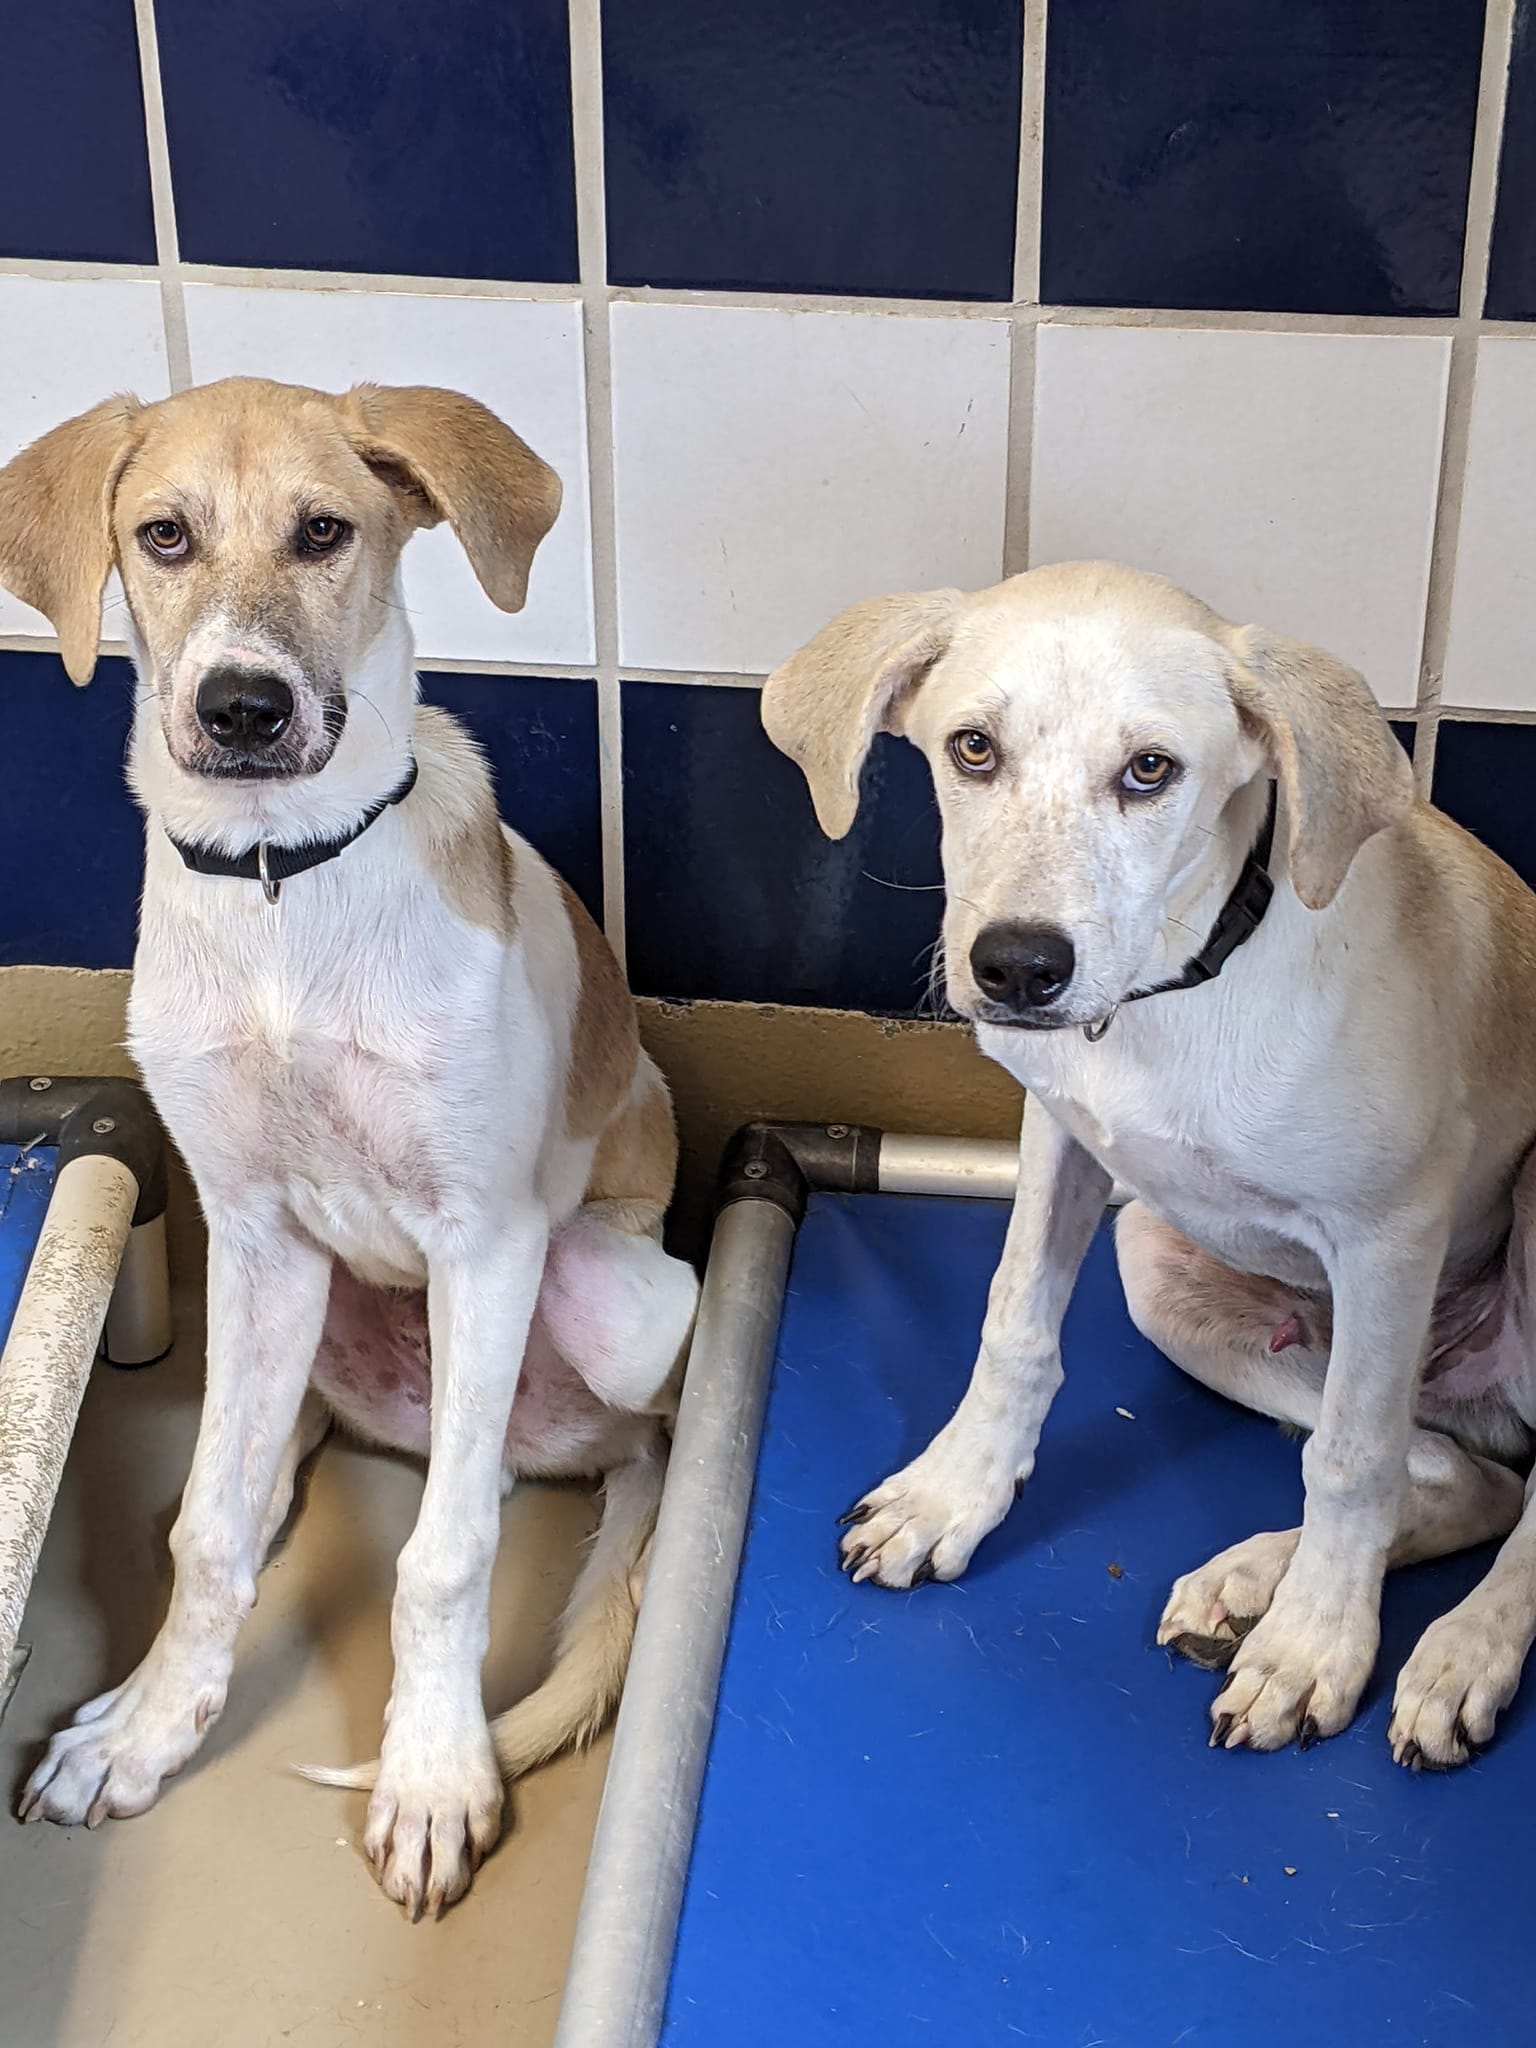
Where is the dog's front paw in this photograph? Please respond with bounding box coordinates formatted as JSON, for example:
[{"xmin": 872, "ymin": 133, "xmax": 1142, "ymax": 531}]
[
  {"xmin": 19, "ymin": 1664, "xmax": 224, "ymax": 1826},
  {"xmin": 1157, "ymin": 1528, "xmax": 1299, "ymax": 1670},
  {"xmin": 364, "ymin": 1718, "xmax": 503, "ymax": 1920},
  {"xmin": 1388, "ymin": 1604, "xmax": 1528, "ymax": 1770},
  {"xmin": 1207, "ymin": 1588, "xmax": 1377, "ymax": 1752},
  {"xmin": 837, "ymin": 1436, "xmax": 1020, "ymax": 1590}
]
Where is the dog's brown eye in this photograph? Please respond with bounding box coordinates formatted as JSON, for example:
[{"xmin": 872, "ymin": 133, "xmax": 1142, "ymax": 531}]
[
  {"xmin": 299, "ymin": 514, "xmax": 348, "ymax": 554},
  {"xmin": 142, "ymin": 518, "xmax": 188, "ymax": 559},
  {"xmin": 950, "ymin": 730, "xmax": 997, "ymax": 776},
  {"xmin": 1122, "ymin": 751, "xmax": 1177, "ymax": 795}
]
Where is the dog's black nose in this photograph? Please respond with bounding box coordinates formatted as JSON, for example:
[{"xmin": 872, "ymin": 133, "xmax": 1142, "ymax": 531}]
[
  {"xmin": 195, "ymin": 668, "xmax": 294, "ymax": 750},
  {"xmin": 970, "ymin": 922, "xmax": 1077, "ymax": 1013}
]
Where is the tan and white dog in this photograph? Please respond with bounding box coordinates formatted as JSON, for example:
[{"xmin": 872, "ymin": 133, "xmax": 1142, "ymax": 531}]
[
  {"xmin": 765, "ymin": 561, "xmax": 1536, "ymax": 1770},
  {"xmin": 0, "ymin": 378, "xmax": 698, "ymax": 1917}
]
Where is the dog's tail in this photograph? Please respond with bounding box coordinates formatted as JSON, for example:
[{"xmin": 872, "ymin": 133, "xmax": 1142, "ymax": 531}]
[{"xmin": 297, "ymin": 1432, "xmax": 665, "ymax": 1792}]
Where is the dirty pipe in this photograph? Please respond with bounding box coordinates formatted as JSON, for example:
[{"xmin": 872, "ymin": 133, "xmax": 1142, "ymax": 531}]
[{"xmin": 0, "ymin": 1153, "xmax": 139, "ymax": 1685}]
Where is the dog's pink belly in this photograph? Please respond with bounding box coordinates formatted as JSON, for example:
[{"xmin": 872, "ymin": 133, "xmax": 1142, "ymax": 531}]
[
  {"xmin": 1264, "ymin": 1268, "xmax": 1523, "ymax": 1410},
  {"xmin": 312, "ymin": 1264, "xmax": 616, "ymax": 1476},
  {"xmin": 1420, "ymin": 1270, "xmax": 1525, "ymax": 1410}
]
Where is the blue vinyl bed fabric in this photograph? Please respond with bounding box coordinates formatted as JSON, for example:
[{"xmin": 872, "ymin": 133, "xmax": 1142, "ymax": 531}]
[
  {"xmin": 0, "ymin": 1143, "xmax": 57, "ymax": 1348},
  {"xmin": 663, "ymin": 1191, "xmax": 1525, "ymax": 2046}
]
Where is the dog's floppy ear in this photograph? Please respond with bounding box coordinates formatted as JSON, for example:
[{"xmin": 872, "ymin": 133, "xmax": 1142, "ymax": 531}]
[
  {"xmin": 762, "ymin": 590, "xmax": 962, "ymax": 838},
  {"xmin": 342, "ymin": 384, "xmax": 561, "ymax": 612},
  {"xmin": 1224, "ymin": 625, "xmax": 1415, "ymax": 910},
  {"xmin": 0, "ymin": 396, "xmax": 143, "ymax": 685}
]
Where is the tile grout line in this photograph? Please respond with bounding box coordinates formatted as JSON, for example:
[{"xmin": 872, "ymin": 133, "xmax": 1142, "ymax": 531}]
[
  {"xmin": 0, "ymin": 629, "xmax": 761, "ymax": 689},
  {"xmin": 133, "ymin": 0, "xmax": 191, "ymax": 393},
  {"xmin": 0, "ymin": 258, "xmax": 163, "ymax": 284},
  {"xmin": 1, "ymin": 244, "xmax": 1515, "ymax": 341},
  {"xmin": 1411, "ymin": 0, "xmax": 1516, "ymax": 796},
  {"xmin": 0, "ymin": 632, "xmax": 1502, "ymax": 726},
  {"xmin": 568, "ymin": 0, "xmax": 627, "ymax": 968},
  {"xmin": 179, "ymin": 265, "xmax": 581, "ymax": 302},
  {"xmin": 1003, "ymin": 0, "xmax": 1049, "ymax": 577},
  {"xmin": 3, "ymin": 243, "xmax": 1524, "ymax": 342}
]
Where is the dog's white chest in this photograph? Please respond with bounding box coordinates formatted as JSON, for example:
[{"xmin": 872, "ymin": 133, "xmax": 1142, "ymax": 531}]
[
  {"xmin": 271, "ymin": 1031, "xmax": 444, "ymax": 1274},
  {"xmin": 982, "ymin": 1017, "xmax": 1329, "ymax": 1287},
  {"xmin": 130, "ymin": 908, "xmax": 487, "ymax": 1284}
]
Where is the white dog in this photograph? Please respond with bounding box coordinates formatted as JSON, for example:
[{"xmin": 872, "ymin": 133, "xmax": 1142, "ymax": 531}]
[
  {"xmin": 764, "ymin": 561, "xmax": 1536, "ymax": 1769},
  {"xmin": 0, "ymin": 378, "xmax": 698, "ymax": 1916}
]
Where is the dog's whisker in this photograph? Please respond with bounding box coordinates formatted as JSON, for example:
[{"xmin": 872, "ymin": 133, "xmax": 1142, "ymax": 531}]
[
  {"xmin": 862, "ymin": 872, "xmax": 946, "ymax": 893},
  {"xmin": 345, "ymin": 687, "xmax": 398, "ymax": 741},
  {"xmin": 918, "ymin": 934, "xmax": 955, "ymax": 1019}
]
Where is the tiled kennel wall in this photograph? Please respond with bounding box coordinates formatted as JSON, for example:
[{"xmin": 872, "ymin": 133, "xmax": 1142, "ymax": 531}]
[{"xmin": 5, "ymin": 2, "xmax": 1536, "ymax": 1014}]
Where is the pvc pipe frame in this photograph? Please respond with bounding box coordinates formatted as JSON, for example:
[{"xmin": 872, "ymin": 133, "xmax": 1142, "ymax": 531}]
[
  {"xmin": 105, "ymin": 1212, "xmax": 174, "ymax": 1367},
  {"xmin": 0, "ymin": 1154, "xmax": 140, "ymax": 1684},
  {"xmin": 554, "ymin": 1131, "xmax": 1025, "ymax": 2048}
]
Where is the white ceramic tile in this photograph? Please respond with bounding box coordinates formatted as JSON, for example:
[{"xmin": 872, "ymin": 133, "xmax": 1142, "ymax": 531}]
[
  {"xmin": 0, "ymin": 277, "xmax": 170, "ymax": 642},
  {"xmin": 1031, "ymin": 325, "xmax": 1450, "ymax": 711},
  {"xmin": 610, "ymin": 302, "xmax": 1010, "ymax": 673},
  {"xmin": 1443, "ymin": 338, "xmax": 1536, "ymax": 713},
  {"xmin": 183, "ymin": 284, "xmax": 593, "ymax": 667}
]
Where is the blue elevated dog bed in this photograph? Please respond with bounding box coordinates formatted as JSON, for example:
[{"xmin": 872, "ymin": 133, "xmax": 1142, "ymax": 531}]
[
  {"xmin": 558, "ymin": 1130, "xmax": 1526, "ymax": 2048},
  {"xmin": 0, "ymin": 1140, "xmax": 56, "ymax": 1342}
]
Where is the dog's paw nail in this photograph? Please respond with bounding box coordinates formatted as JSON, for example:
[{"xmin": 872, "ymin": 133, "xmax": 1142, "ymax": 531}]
[
  {"xmin": 1168, "ymin": 1631, "xmax": 1240, "ymax": 1673},
  {"xmin": 836, "ymin": 1501, "xmax": 873, "ymax": 1528},
  {"xmin": 840, "ymin": 1543, "xmax": 868, "ymax": 1576},
  {"xmin": 911, "ymin": 1555, "xmax": 938, "ymax": 1588},
  {"xmin": 1210, "ymin": 1712, "xmax": 1236, "ymax": 1750},
  {"xmin": 1452, "ymin": 1715, "xmax": 1483, "ymax": 1760},
  {"xmin": 1399, "ymin": 1739, "xmax": 1422, "ymax": 1773},
  {"xmin": 1297, "ymin": 1715, "xmax": 1320, "ymax": 1753}
]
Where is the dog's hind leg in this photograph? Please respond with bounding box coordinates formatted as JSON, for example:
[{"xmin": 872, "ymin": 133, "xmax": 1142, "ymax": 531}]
[
  {"xmin": 1117, "ymin": 1202, "xmax": 1524, "ymax": 1667},
  {"xmin": 1390, "ymin": 1150, "xmax": 1536, "ymax": 1768},
  {"xmin": 538, "ymin": 1202, "xmax": 700, "ymax": 1417},
  {"xmin": 1388, "ymin": 1460, "xmax": 1536, "ymax": 1768},
  {"xmin": 258, "ymin": 1389, "xmax": 332, "ymax": 1561}
]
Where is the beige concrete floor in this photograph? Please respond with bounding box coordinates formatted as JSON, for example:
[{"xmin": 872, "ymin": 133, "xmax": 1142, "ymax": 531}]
[{"xmin": 0, "ymin": 1195, "xmax": 610, "ymax": 2047}]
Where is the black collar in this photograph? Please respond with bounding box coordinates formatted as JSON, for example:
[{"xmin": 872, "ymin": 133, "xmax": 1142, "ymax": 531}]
[
  {"xmin": 1085, "ymin": 781, "xmax": 1277, "ymax": 1041},
  {"xmin": 167, "ymin": 759, "xmax": 419, "ymax": 905}
]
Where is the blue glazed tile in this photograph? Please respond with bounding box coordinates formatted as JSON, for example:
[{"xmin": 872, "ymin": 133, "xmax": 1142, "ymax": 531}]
[
  {"xmin": 419, "ymin": 674, "xmax": 602, "ymax": 921},
  {"xmin": 0, "ymin": 652, "xmax": 141, "ymax": 970},
  {"xmin": 1487, "ymin": 3, "xmax": 1536, "ymax": 317},
  {"xmin": 1042, "ymin": 0, "xmax": 1483, "ymax": 316},
  {"xmin": 604, "ymin": 0, "xmax": 1021, "ymax": 301},
  {"xmin": 0, "ymin": 11, "xmax": 155, "ymax": 263},
  {"xmin": 622, "ymin": 682, "xmax": 942, "ymax": 1012},
  {"xmin": 156, "ymin": 0, "xmax": 577, "ymax": 281},
  {"xmin": 1432, "ymin": 720, "xmax": 1536, "ymax": 886},
  {"xmin": 0, "ymin": 660, "xmax": 601, "ymax": 972}
]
